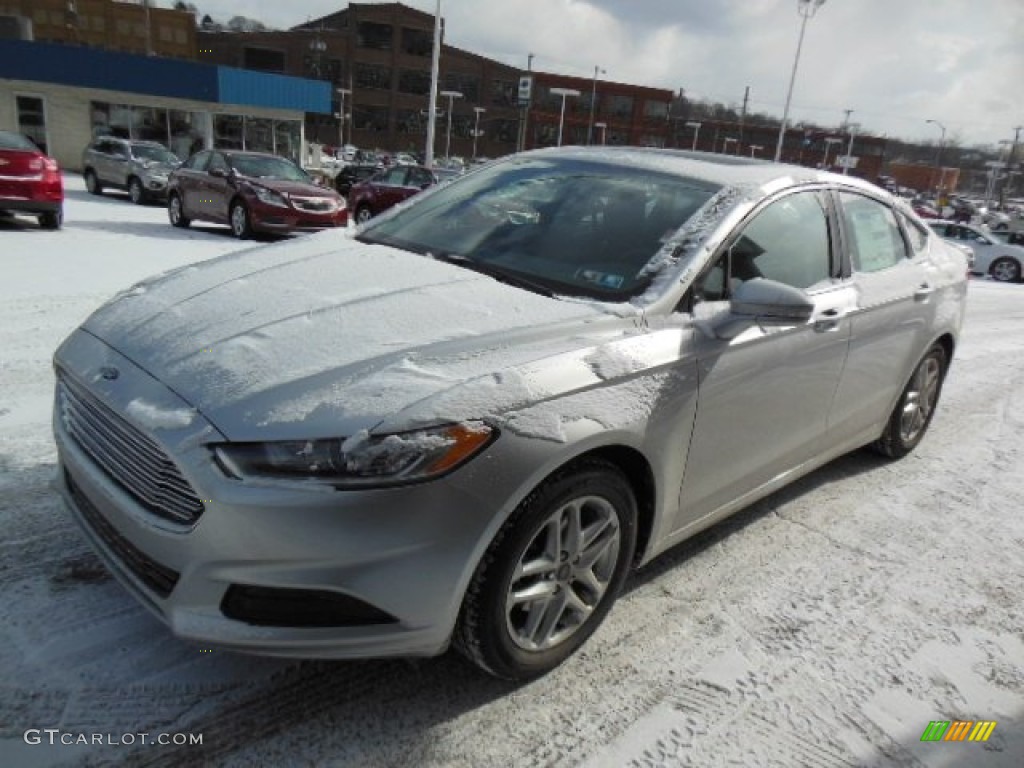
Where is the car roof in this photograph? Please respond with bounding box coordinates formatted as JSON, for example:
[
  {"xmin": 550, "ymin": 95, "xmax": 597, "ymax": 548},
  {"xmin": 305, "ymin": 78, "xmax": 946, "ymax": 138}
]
[{"xmin": 518, "ymin": 146, "xmax": 886, "ymax": 199}]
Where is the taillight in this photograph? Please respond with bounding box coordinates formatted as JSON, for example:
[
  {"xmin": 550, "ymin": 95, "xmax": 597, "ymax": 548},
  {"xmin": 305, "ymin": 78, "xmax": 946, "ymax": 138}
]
[{"xmin": 43, "ymin": 157, "xmax": 60, "ymax": 172}]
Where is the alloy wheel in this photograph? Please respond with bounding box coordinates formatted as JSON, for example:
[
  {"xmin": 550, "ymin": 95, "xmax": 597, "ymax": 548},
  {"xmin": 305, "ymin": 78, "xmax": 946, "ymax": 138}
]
[{"xmin": 899, "ymin": 354, "xmax": 941, "ymax": 444}]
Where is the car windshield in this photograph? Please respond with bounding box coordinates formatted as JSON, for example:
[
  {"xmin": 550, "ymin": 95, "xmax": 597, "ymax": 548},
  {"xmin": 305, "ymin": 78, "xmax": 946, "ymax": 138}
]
[
  {"xmin": 228, "ymin": 155, "xmax": 310, "ymax": 182},
  {"xmin": 131, "ymin": 143, "xmax": 179, "ymax": 164},
  {"xmin": 358, "ymin": 156, "xmax": 719, "ymax": 301},
  {"xmin": 0, "ymin": 131, "xmax": 39, "ymax": 151}
]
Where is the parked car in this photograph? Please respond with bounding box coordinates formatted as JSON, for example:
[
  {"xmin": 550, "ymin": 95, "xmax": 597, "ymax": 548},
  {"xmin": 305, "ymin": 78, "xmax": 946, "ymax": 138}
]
[
  {"xmin": 978, "ymin": 206, "xmax": 1011, "ymax": 231},
  {"xmin": 927, "ymin": 219, "xmax": 1024, "ymax": 282},
  {"xmin": 911, "ymin": 202, "xmax": 939, "ymax": 219},
  {"xmin": 82, "ymin": 137, "xmax": 181, "ymax": 204},
  {"xmin": 53, "ymin": 148, "xmax": 967, "ymax": 680},
  {"xmin": 347, "ymin": 164, "xmax": 441, "ymax": 223},
  {"xmin": 167, "ymin": 149, "xmax": 347, "ymax": 238},
  {"xmin": 991, "ymin": 229, "xmax": 1024, "ymax": 247},
  {"xmin": 333, "ymin": 163, "xmax": 380, "ymax": 197},
  {"xmin": 0, "ymin": 130, "xmax": 63, "ymax": 229}
]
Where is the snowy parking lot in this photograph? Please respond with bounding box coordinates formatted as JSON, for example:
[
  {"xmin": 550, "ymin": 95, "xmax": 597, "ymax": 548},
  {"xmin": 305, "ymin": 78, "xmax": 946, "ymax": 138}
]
[{"xmin": 2, "ymin": 176, "xmax": 1023, "ymax": 767}]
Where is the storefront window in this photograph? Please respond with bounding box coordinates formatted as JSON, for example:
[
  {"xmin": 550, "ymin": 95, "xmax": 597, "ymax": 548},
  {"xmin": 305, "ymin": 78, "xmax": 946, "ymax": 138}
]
[
  {"xmin": 213, "ymin": 114, "xmax": 244, "ymax": 149},
  {"xmin": 133, "ymin": 106, "xmax": 168, "ymax": 143},
  {"xmin": 169, "ymin": 110, "xmax": 206, "ymax": 158},
  {"xmin": 245, "ymin": 117, "xmax": 275, "ymax": 153},
  {"xmin": 274, "ymin": 120, "xmax": 301, "ymax": 163}
]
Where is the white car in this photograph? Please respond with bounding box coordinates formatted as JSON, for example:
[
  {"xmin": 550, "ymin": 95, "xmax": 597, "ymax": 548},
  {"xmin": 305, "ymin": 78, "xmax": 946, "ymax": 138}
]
[{"xmin": 927, "ymin": 219, "xmax": 1024, "ymax": 282}]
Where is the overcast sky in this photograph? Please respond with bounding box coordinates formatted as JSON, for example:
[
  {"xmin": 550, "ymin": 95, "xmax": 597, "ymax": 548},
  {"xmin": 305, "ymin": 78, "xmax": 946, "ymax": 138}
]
[{"xmin": 189, "ymin": 0, "xmax": 1024, "ymax": 148}]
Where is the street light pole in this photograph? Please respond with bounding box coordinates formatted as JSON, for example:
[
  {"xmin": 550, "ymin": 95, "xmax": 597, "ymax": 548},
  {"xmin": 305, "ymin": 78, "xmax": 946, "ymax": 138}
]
[
  {"xmin": 842, "ymin": 122, "xmax": 859, "ymax": 175},
  {"xmin": 472, "ymin": 106, "xmax": 486, "ymax": 160},
  {"xmin": 822, "ymin": 137, "xmax": 841, "ymax": 169},
  {"xmin": 440, "ymin": 90, "xmax": 463, "ymax": 159},
  {"xmin": 594, "ymin": 121, "xmax": 607, "ymax": 145},
  {"xmin": 774, "ymin": 0, "xmax": 827, "ymax": 163},
  {"xmin": 684, "ymin": 121, "xmax": 701, "ymax": 150},
  {"xmin": 335, "ymin": 87, "xmax": 351, "ymax": 151},
  {"xmin": 550, "ymin": 87, "xmax": 580, "ymax": 146},
  {"xmin": 749, "ymin": 144, "xmax": 763, "ymax": 158},
  {"xmin": 588, "ymin": 65, "xmax": 605, "ymax": 145},
  {"xmin": 925, "ymin": 119, "xmax": 946, "ymax": 193},
  {"xmin": 425, "ymin": 0, "xmax": 442, "ymax": 168}
]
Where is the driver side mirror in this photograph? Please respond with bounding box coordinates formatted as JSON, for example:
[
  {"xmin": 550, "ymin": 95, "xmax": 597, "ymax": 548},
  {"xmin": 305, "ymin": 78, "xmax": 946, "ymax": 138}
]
[
  {"xmin": 713, "ymin": 278, "xmax": 814, "ymax": 339},
  {"xmin": 208, "ymin": 167, "xmax": 229, "ymax": 179}
]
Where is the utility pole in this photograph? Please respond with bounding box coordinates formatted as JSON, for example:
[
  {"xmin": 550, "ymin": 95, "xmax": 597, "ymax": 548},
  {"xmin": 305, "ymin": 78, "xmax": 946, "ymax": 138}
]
[
  {"xmin": 517, "ymin": 53, "xmax": 535, "ymax": 152},
  {"xmin": 424, "ymin": 0, "xmax": 442, "ymax": 168},
  {"xmin": 738, "ymin": 86, "xmax": 749, "ymax": 154}
]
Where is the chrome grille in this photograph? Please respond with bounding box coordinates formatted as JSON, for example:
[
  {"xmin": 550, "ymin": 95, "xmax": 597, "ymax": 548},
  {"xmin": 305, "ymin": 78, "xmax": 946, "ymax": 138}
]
[
  {"xmin": 290, "ymin": 195, "xmax": 339, "ymax": 213},
  {"xmin": 57, "ymin": 373, "xmax": 205, "ymax": 525}
]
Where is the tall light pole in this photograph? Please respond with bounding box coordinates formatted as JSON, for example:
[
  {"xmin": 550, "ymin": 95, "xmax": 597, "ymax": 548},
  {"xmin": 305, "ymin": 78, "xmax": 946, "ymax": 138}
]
[
  {"xmin": 440, "ymin": 89, "xmax": 463, "ymax": 159},
  {"xmin": 335, "ymin": 87, "xmax": 351, "ymax": 150},
  {"xmin": 588, "ymin": 65, "xmax": 606, "ymax": 145},
  {"xmin": 472, "ymin": 106, "xmax": 486, "ymax": 160},
  {"xmin": 685, "ymin": 120, "xmax": 701, "ymax": 150},
  {"xmin": 925, "ymin": 119, "xmax": 946, "ymax": 193},
  {"xmin": 774, "ymin": 0, "xmax": 827, "ymax": 163},
  {"xmin": 842, "ymin": 121, "xmax": 859, "ymax": 175},
  {"xmin": 594, "ymin": 121, "xmax": 607, "ymax": 145},
  {"xmin": 425, "ymin": 0, "xmax": 442, "ymax": 168},
  {"xmin": 822, "ymin": 137, "xmax": 842, "ymax": 169},
  {"xmin": 550, "ymin": 87, "xmax": 580, "ymax": 146}
]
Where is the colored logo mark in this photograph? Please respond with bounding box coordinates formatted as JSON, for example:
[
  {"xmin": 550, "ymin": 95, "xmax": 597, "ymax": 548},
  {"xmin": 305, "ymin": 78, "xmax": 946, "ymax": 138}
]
[{"xmin": 920, "ymin": 720, "xmax": 997, "ymax": 742}]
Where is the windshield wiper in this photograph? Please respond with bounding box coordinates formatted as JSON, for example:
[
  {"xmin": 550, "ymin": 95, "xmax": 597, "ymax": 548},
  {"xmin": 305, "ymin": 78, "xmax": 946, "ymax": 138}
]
[{"xmin": 431, "ymin": 252, "xmax": 556, "ymax": 298}]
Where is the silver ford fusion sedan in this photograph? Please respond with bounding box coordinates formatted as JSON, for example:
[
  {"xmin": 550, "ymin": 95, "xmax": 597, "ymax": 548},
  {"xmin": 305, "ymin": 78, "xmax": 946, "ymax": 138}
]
[{"xmin": 53, "ymin": 147, "xmax": 968, "ymax": 680}]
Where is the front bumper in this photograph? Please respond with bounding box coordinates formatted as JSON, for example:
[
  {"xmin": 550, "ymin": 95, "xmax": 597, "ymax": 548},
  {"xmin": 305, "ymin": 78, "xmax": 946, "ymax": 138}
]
[{"xmin": 52, "ymin": 330, "xmax": 502, "ymax": 659}]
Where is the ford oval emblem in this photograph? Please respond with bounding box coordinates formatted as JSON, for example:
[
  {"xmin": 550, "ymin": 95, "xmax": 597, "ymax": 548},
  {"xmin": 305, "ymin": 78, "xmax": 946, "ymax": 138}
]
[{"xmin": 99, "ymin": 366, "xmax": 120, "ymax": 381}]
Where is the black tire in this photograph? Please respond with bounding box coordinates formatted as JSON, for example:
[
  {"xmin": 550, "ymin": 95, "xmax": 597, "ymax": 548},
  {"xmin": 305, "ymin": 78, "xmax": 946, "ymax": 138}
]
[
  {"xmin": 455, "ymin": 459, "xmax": 637, "ymax": 680},
  {"xmin": 84, "ymin": 169, "xmax": 102, "ymax": 196},
  {"xmin": 38, "ymin": 208, "xmax": 62, "ymax": 230},
  {"xmin": 872, "ymin": 343, "xmax": 948, "ymax": 459},
  {"xmin": 230, "ymin": 200, "xmax": 252, "ymax": 239},
  {"xmin": 168, "ymin": 193, "xmax": 190, "ymax": 228},
  {"xmin": 355, "ymin": 205, "xmax": 373, "ymax": 225},
  {"xmin": 128, "ymin": 176, "xmax": 145, "ymax": 205},
  {"xmin": 989, "ymin": 257, "xmax": 1021, "ymax": 283}
]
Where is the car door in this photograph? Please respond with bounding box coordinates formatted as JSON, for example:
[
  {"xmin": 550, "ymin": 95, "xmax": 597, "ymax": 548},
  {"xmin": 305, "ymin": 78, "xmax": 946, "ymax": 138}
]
[
  {"xmin": 404, "ymin": 167, "xmax": 435, "ymax": 201},
  {"xmin": 674, "ymin": 188, "xmax": 855, "ymax": 529},
  {"xmin": 91, "ymin": 139, "xmax": 117, "ymax": 185},
  {"xmin": 203, "ymin": 152, "xmax": 234, "ymax": 223},
  {"xmin": 376, "ymin": 166, "xmax": 412, "ymax": 211},
  {"xmin": 826, "ymin": 192, "xmax": 937, "ymax": 442},
  {"xmin": 173, "ymin": 150, "xmax": 211, "ymax": 221},
  {"xmin": 108, "ymin": 141, "xmax": 131, "ymax": 188}
]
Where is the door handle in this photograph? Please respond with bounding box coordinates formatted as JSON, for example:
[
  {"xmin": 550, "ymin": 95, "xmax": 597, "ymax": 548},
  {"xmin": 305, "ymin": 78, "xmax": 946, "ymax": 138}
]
[
  {"xmin": 914, "ymin": 283, "xmax": 935, "ymax": 301},
  {"xmin": 813, "ymin": 308, "xmax": 842, "ymax": 333}
]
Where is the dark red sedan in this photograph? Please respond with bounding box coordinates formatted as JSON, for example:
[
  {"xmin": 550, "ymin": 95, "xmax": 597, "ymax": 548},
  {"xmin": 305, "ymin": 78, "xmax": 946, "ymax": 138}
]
[
  {"xmin": 348, "ymin": 164, "xmax": 446, "ymax": 224},
  {"xmin": 0, "ymin": 130, "xmax": 63, "ymax": 229},
  {"xmin": 167, "ymin": 150, "xmax": 347, "ymax": 238}
]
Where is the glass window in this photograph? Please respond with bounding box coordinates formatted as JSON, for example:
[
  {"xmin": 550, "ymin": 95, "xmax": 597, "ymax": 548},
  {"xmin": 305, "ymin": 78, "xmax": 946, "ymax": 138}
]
[
  {"xmin": 381, "ymin": 167, "xmax": 408, "ymax": 185},
  {"xmin": 898, "ymin": 211, "xmax": 928, "ymax": 255},
  {"xmin": 213, "ymin": 114, "xmax": 244, "ymax": 149},
  {"xmin": 243, "ymin": 47, "xmax": 286, "ymax": 73},
  {"xmin": 408, "ymin": 167, "xmax": 433, "ymax": 187},
  {"xmin": 354, "ymin": 106, "xmax": 389, "ymax": 133},
  {"xmin": 170, "ymin": 110, "xmax": 205, "ymax": 159},
  {"xmin": 396, "ymin": 109, "xmax": 426, "ymax": 135},
  {"xmin": 227, "ymin": 153, "xmax": 308, "ymax": 181},
  {"xmin": 839, "ymin": 192, "xmax": 908, "ymax": 273},
  {"xmin": 184, "ymin": 150, "xmax": 211, "ymax": 170},
  {"xmin": 607, "ymin": 94, "xmax": 634, "ymax": 119},
  {"xmin": 15, "ymin": 95, "xmax": 46, "ymax": 152},
  {"xmin": 644, "ymin": 100, "xmax": 670, "ymax": 119},
  {"xmin": 274, "ymin": 120, "xmax": 301, "ymax": 164},
  {"xmin": 132, "ymin": 106, "xmax": 168, "ymax": 144},
  {"xmin": 245, "ymin": 117, "xmax": 275, "ymax": 153},
  {"xmin": 398, "ymin": 68, "xmax": 431, "ymax": 96},
  {"xmin": 357, "ymin": 21, "xmax": 393, "ymax": 50},
  {"xmin": 701, "ymin": 192, "xmax": 832, "ymax": 299},
  {"xmin": 355, "ymin": 63, "xmax": 392, "ymax": 91},
  {"xmin": 444, "ymin": 72, "xmax": 480, "ymax": 103},
  {"xmin": 491, "ymin": 79, "xmax": 516, "ymax": 107},
  {"xmin": 207, "ymin": 153, "xmax": 229, "ymax": 174},
  {"xmin": 401, "ymin": 27, "xmax": 432, "ymax": 57}
]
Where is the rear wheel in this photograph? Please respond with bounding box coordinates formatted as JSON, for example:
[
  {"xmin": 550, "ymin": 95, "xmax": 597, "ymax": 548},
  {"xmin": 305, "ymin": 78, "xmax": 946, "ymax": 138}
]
[
  {"xmin": 38, "ymin": 208, "xmax": 62, "ymax": 230},
  {"xmin": 872, "ymin": 344, "xmax": 947, "ymax": 459},
  {"xmin": 84, "ymin": 169, "xmax": 102, "ymax": 196},
  {"xmin": 990, "ymin": 257, "xmax": 1021, "ymax": 283},
  {"xmin": 455, "ymin": 460, "xmax": 637, "ymax": 680},
  {"xmin": 128, "ymin": 177, "xmax": 145, "ymax": 205},
  {"xmin": 168, "ymin": 193, "xmax": 190, "ymax": 228},
  {"xmin": 355, "ymin": 205, "xmax": 373, "ymax": 225},
  {"xmin": 230, "ymin": 200, "xmax": 252, "ymax": 239}
]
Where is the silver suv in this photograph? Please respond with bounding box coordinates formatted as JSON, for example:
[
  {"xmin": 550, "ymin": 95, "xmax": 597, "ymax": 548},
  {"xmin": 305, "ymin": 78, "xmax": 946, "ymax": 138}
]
[{"xmin": 81, "ymin": 137, "xmax": 181, "ymax": 204}]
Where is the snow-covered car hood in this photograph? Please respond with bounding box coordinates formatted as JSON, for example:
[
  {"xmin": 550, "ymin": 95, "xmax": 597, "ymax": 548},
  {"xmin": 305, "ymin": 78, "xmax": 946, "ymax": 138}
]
[{"xmin": 82, "ymin": 234, "xmax": 639, "ymax": 440}]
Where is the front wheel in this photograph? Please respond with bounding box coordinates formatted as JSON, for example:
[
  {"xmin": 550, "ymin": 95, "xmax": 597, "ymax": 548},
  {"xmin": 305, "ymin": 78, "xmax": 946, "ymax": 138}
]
[
  {"xmin": 872, "ymin": 343, "xmax": 948, "ymax": 459},
  {"xmin": 230, "ymin": 200, "xmax": 252, "ymax": 239},
  {"xmin": 128, "ymin": 177, "xmax": 145, "ymax": 205},
  {"xmin": 168, "ymin": 193, "xmax": 190, "ymax": 228},
  {"xmin": 84, "ymin": 170, "xmax": 102, "ymax": 196},
  {"xmin": 990, "ymin": 257, "xmax": 1021, "ymax": 283},
  {"xmin": 455, "ymin": 460, "xmax": 637, "ymax": 680}
]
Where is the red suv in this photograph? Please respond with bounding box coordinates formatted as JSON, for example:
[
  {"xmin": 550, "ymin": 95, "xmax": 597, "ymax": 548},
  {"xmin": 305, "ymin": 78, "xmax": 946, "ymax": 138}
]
[
  {"xmin": 167, "ymin": 150, "xmax": 347, "ymax": 238},
  {"xmin": 348, "ymin": 164, "xmax": 442, "ymax": 224},
  {"xmin": 0, "ymin": 130, "xmax": 63, "ymax": 229}
]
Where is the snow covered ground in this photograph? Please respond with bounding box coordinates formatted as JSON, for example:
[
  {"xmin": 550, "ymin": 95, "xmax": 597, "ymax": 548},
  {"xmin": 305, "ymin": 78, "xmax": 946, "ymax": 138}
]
[{"xmin": 1, "ymin": 176, "xmax": 1022, "ymax": 767}]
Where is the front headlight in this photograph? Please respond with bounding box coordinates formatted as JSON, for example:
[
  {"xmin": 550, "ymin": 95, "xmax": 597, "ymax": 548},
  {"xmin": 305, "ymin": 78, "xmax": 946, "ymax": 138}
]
[
  {"xmin": 254, "ymin": 186, "xmax": 289, "ymax": 208},
  {"xmin": 213, "ymin": 422, "xmax": 495, "ymax": 488}
]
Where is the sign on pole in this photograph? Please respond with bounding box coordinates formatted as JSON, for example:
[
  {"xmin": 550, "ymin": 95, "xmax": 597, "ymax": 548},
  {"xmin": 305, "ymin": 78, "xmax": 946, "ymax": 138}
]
[{"xmin": 518, "ymin": 76, "xmax": 533, "ymax": 107}]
